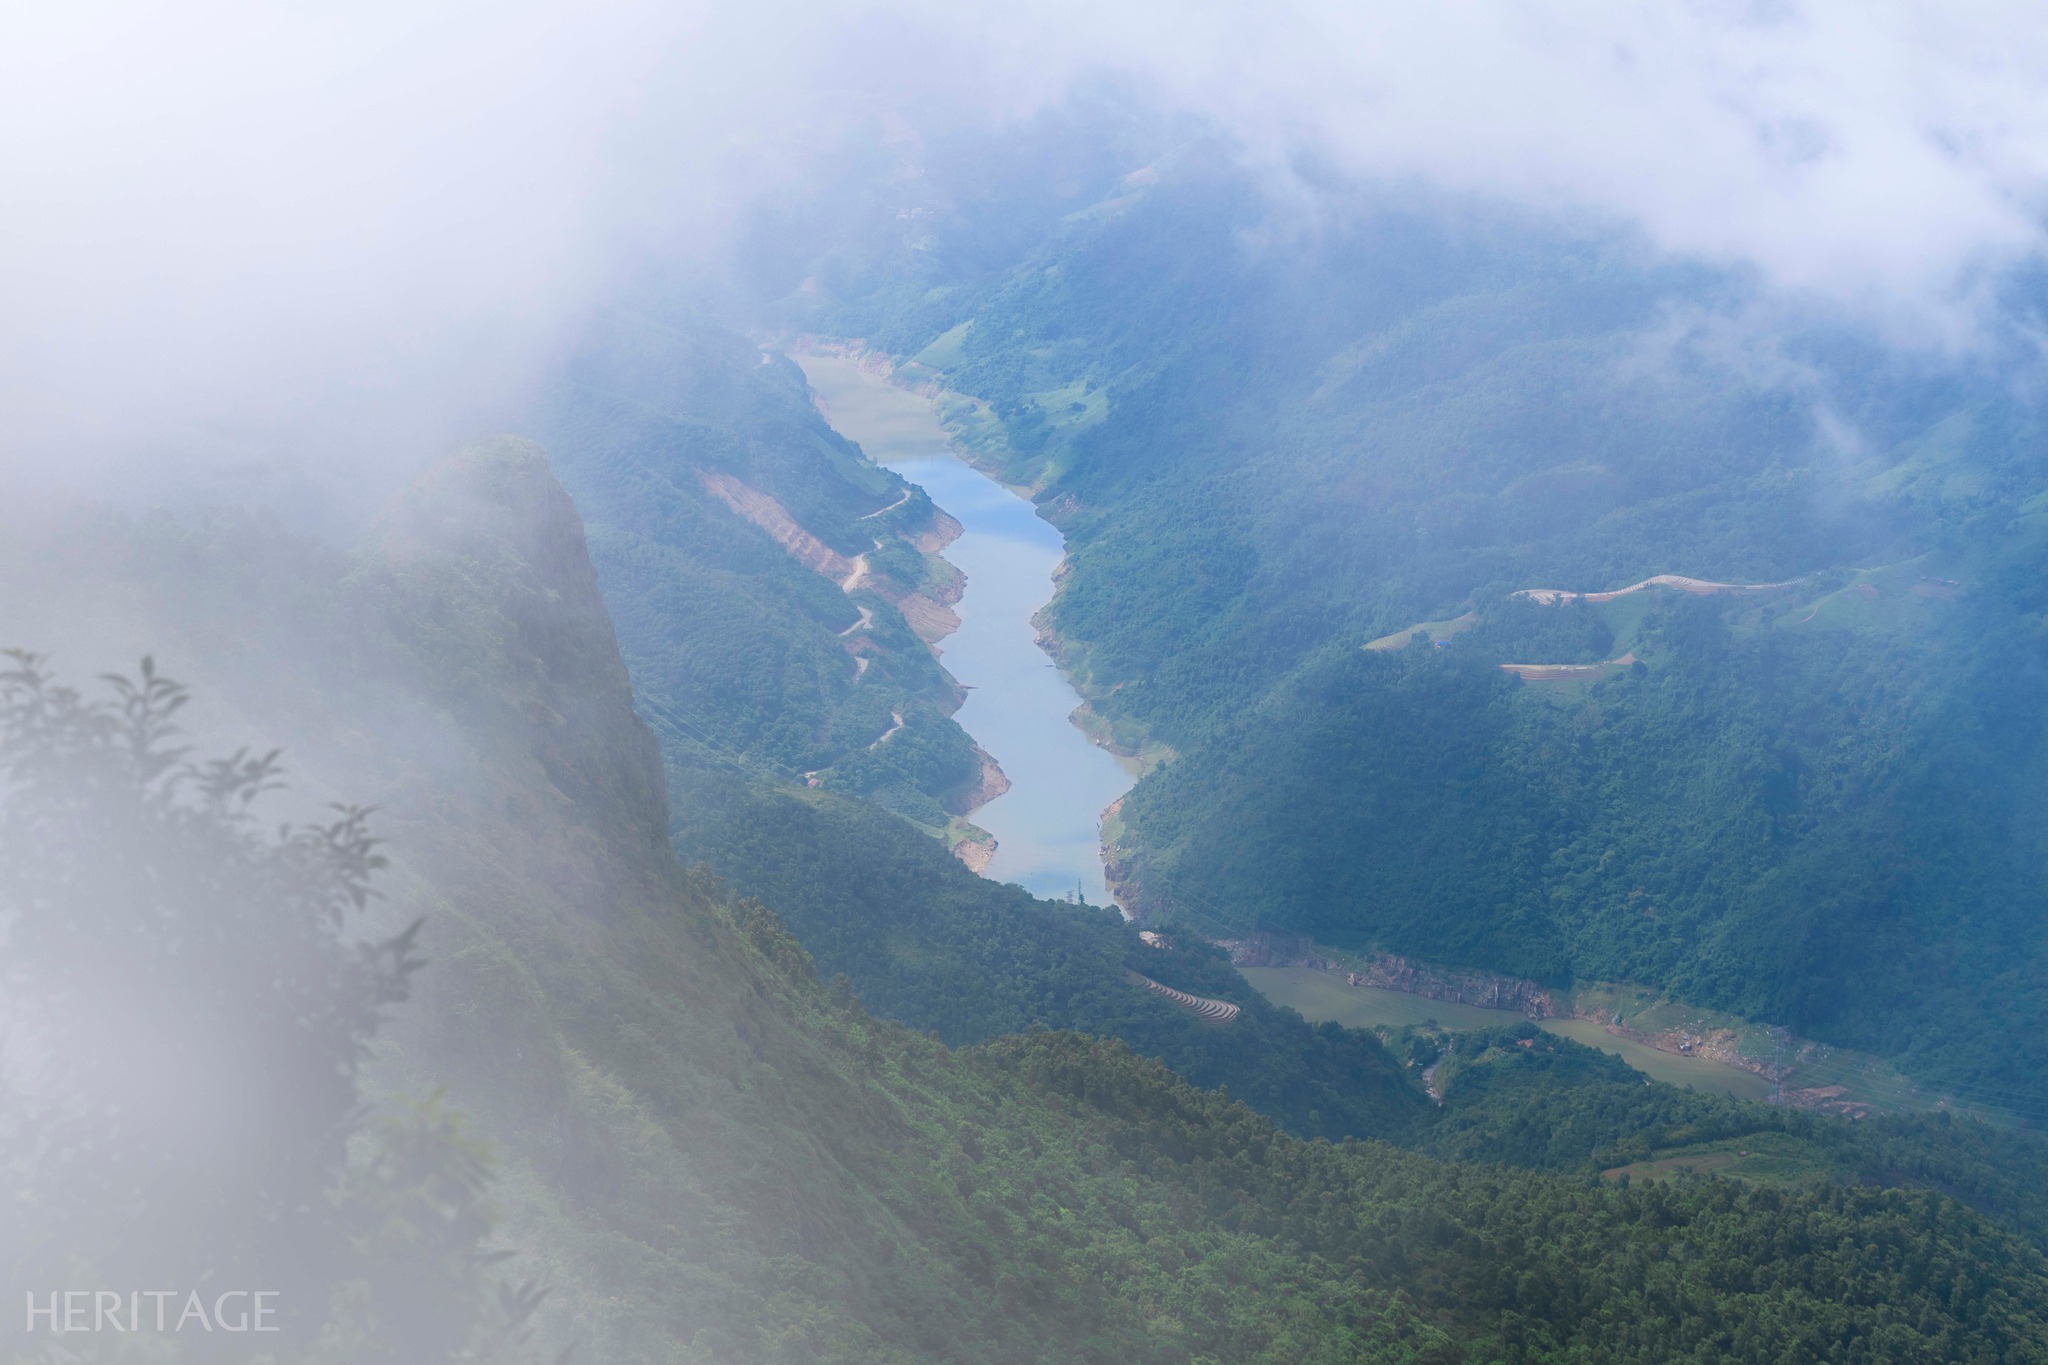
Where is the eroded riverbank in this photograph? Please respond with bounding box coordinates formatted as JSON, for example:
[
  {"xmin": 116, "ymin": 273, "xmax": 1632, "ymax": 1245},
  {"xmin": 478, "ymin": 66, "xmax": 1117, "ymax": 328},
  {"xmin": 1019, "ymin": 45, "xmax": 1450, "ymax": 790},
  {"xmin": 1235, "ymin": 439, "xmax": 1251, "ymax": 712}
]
[
  {"xmin": 1234, "ymin": 948, "xmax": 1970, "ymax": 1117},
  {"xmin": 1239, "ymin": 966, "xmax": 1773, "ymax": 1102},
  {"xmin": 794, "ymin": 351, "xmax": 1131, "ymax": 904}
]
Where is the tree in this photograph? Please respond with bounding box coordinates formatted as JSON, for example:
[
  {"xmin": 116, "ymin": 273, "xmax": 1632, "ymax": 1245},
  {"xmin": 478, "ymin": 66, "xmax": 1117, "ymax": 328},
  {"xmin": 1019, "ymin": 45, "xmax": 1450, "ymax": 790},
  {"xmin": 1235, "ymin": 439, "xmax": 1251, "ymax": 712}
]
[{"xmin": 0, "ymin": 653, "xmax": 547, "ymax": 1362}]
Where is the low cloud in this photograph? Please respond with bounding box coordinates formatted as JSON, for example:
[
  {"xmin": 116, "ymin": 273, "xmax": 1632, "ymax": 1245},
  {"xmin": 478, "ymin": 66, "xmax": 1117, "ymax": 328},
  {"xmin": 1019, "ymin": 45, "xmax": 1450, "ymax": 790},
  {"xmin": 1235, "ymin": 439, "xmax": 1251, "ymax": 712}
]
[
  {"xmin": 0, "ymin": 0, "xmax": 811, "ymax": 509},
  {"xmin": 1001, "ymin": 0, "xmax": 2048, "ymax": 339},
  {"xmin": 5, "ymin": 0, "xmax": 2045, "ymax": 506}
]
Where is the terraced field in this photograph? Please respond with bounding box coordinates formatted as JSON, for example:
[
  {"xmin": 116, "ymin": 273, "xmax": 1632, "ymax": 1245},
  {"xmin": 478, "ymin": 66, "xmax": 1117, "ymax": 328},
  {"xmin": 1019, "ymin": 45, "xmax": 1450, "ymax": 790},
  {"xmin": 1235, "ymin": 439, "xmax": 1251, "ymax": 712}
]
[{"xmin": 1128, "ymin": 969, "xmax": 1241, "ymax": 1023}]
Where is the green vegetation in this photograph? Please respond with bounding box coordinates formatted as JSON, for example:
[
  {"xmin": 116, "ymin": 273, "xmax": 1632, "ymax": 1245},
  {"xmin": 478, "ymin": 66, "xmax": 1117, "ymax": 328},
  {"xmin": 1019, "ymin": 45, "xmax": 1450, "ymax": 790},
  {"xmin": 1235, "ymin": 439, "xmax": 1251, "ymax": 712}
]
[
  {"xmin": 1240, "ymin": 968, "xmax": 1776, "ymax": 1101},
  {"xmin": 506, "ymin": 287, "xmax": 2048, "ymax": 1350},
  {"xmin": 537, "ymin": 310, "xmax": 981, "ymax": 827},
  {"xmin": 0, "ymin": 653, "xmax": 543, "ymax": 1361},
  {"xmin": 764, "ymin": 121, "xmax": 2048, "ymax": 1116},
  {"xmin": 996, "ymin": 1031, "xmax": 2048, "ymax": 1363},
  {"xmin": 1258, "ymin": 951, "xmax": 1950, "ymax": 1114},
  {"xmin": 1403, "ymin": 1023, "xmax": 2048, "ymax": 1256},
  {"xmin": 1115, "ymin": 580, "xmax": 2048, "ymax": 1113},
  {"xmin": 1239, "ymin": 966, "xmax": 1516, "ymax": 1031},
  {"xmin": 674, "ymin": 776, "xmax": 1432, "ymax": 1144},
  {"xmin": 14, "ymin": 96, "xmax": 2048, "ymax": 1360},
  {"xmin": 666, "ymin": 653, "xmax": 2048, "ymax": 1267},
  {"xmin": 26, "ymin": 438, "xmax": 2048, "ymax": 1359}
]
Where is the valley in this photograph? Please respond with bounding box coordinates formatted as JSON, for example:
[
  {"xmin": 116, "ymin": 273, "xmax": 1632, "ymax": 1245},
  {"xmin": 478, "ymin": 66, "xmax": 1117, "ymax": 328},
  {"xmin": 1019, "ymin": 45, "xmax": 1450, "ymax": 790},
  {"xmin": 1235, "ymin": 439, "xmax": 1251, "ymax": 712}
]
[
  {"xmin": 18, "ymin": 425, "xmax": 2048, "ymax": 1360},
  {"xmin": 19, "ymin": 14, "xmax": 2048, "ymax": 1362},
  {"xmin": 794, "ymin": 351, "xmax": 1132, "ymax": 904}
]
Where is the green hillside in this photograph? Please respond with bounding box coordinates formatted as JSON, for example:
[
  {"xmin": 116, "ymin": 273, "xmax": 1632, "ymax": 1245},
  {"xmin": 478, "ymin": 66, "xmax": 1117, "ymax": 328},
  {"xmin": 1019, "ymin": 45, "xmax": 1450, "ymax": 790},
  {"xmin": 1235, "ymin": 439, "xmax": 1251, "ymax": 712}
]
[
  {"xmin": 677, "ymin": 777, "xmax": 1433, "ymax": 1144},
  {"xmin": 552, "ymin": 314, "xmax": 2048, "ymax": 1265},
  {"xmin": 758, "ymin": 118, "xmax": 2048, "ymax": 1115},
  {"xmin": 22, "ymin": 23, "xmax": 2048, "ymax": 1365},
  {"xmin": 13, "ymin": 440, "xmax": 2048, "ymax": 1360},
  {"xmin": 545, "ymin": 308, "xmax": 1439, "ymax": 1146},
  {"xmin": 537, "ymin": 310, "xmax": 985, "ymax": 833}
]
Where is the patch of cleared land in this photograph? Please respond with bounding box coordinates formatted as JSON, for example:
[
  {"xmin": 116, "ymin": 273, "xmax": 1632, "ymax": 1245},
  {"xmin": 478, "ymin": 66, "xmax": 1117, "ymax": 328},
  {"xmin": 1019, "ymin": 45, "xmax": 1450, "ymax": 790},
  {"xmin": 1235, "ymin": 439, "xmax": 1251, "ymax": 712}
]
[
  {"xmin": 1500, "ymin": 652, "xmax": 1637, "ymax": 683},
  {"xmin": 1602, "ymin": 1132, "xmax": 1843, "ymax": 1185},
  {"xmin": 1775, "ymin": 559, "xmax": 1962, "ymax": 635},
  {"xmin": 1514, "ymin": 574, "xmax": 1803, "ymax": 605},
  {"xmin": 1539, "ymin": 1019, "xmax": 1776, "ymax": 1101},
  {"xmin": 1368, "ymin": 575, "xmax": 1840, "ymax": 683},
  {"xmin": 1240, "ymin": 967, "xmax": 1509, "ymax": 1030},
  {"xmin": 1365, "ymin": 612, "xmax": 1477, "ymax": 652},
  {"xmin": 1243, "ymin": 966, "xmax": 1774, "ymax": 1101},
  {"xmin": 703, "ymin": 364, "xmax": 979, "ymax": 670},
  {"xmin": 698, "ymin": 471, "xmax": 860, "ymax": 581},
  {"xmin": 912, "ymin": 320, "xmax": 971, "ymax": 371},
  {"xmin": 1368, "ymin": 574, "xmax": 1802, "ymax": 664}
]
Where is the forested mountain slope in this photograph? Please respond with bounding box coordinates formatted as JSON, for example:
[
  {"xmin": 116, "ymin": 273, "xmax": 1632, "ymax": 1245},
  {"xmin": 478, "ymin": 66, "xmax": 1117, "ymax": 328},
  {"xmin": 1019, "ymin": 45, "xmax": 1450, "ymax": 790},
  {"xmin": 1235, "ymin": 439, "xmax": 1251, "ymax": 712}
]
[
  {"xmin": 681, "ymin": 777, "xmax": 1432, "ymax": 1143},
  {"xmin": 542, "ymin": 308, "xmax": 1436, "ymax": 1144},
  {"xmin": 536, "ymin": 310, "xmax": 986, "ymax": 832},
  {"xmin": 546, "ymin": 311, "xmax": 2048, "ymax": 1274},
  {"xmin": 17, "ymin": 442, "xmax": 2048, "ymax": 1359},
  {"xmin": 751, "ymin": 111, "xmax": 2048, "ymax": 1115}
]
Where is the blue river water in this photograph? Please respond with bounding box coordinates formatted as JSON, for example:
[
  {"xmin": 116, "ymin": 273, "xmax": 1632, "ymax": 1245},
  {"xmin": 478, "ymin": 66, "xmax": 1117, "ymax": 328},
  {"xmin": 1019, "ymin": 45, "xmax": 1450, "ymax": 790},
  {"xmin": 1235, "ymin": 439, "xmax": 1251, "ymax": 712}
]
[{"xmin": 794, "ymin": 354, "xmax": 1132, "ymax": 904}]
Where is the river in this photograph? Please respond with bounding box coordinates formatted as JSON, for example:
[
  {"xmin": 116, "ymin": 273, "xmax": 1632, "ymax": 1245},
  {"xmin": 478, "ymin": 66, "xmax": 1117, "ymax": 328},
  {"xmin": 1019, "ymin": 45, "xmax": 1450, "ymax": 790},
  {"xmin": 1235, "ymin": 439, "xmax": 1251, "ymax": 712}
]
[
  {"xmin": 796, "ymin": 358, "xmax": 1777, "ymax": 1104},
  {"xmin": 794, "ymin": 354, "xmax": 1133, "ymax": 905}
]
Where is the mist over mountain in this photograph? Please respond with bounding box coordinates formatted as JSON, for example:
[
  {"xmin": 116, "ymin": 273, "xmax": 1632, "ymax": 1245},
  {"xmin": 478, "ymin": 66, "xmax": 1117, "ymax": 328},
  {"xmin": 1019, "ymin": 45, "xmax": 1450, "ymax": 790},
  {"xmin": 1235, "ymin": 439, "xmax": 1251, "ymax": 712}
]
[
  {"xmin": 13, "ymin": 1, "xmax": 2048, "ymax": 492},
  {"xmin": 10, "ymin": 4, "xmax": 2048, "ymax": 1362}
]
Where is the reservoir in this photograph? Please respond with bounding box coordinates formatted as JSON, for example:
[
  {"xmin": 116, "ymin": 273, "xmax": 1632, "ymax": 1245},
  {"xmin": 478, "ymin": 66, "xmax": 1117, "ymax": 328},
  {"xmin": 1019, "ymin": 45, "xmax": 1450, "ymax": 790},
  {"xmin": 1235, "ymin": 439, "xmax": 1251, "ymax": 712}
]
[{"xmin": 795, "ymin": 354, "xmax": 1133, "ymax": 905}]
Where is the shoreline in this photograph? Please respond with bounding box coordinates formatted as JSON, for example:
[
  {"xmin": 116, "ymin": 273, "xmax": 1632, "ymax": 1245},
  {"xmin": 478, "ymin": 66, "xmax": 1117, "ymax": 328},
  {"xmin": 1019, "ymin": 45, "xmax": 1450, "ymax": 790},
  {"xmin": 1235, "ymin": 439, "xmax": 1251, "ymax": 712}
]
[
  {"xmin": 789, "ymin": 337, "xmax": 1166, "ymax": 904},
  {"xmin": 791, "ymin": 339, "xmax": 1990, "ymax": 1124},
  {"xmin": 1226, "ymin": 939, "xmax": 1960, "ymax": 1120},
  {"xmin": 791, "ymin": 338, "xmax": 1129, "ymax": 893}
]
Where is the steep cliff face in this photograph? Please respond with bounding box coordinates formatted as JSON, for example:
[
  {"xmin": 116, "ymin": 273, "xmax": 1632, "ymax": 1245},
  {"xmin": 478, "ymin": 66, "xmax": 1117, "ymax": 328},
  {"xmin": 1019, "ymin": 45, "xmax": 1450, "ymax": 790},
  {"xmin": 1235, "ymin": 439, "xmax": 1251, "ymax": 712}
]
[
  {"xmin": 0, "ymin": 446, "xmax": 1048, "ymax": 1357},
  {"xmin": 187, "ymin": 440, "xmax": 1136, "ymax": 1359},
  {"xmin": 367, "ymin": 436, "xmax": 674, "ymax": 859},
  {"xmin": 0, "ymin": 442, "xmax": 1439, "ymax": 1359}
]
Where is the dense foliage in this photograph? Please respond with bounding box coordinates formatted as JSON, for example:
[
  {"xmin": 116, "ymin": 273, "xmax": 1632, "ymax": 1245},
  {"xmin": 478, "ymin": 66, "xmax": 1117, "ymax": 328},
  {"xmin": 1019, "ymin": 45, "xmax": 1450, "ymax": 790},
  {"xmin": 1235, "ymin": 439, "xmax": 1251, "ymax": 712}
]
[
  {"xmin": 13, "ymin": 91, "xmax": 2048, "ymax": 1357},
  {"xmin": 23, "ymin": 414, "xmax": 2048, "ymax": 1359},
  {"xmin": 538, "ymin": 310, "xmax": 981, "ymax": 825},
  {"xmin": 1120, "ymin": 576, "xmax": 2048, "ymax": 1096},
  {"xmin": 0, "ymin": 654, "xmax": 543, "ymax": 1361},
  {"xmin": 674, "ymin": 745, "xmax": 2048, "ymax": 1265},
  {"xmin": 992, "ymin": 1030, "xmax": 2048, "ymax": 1363},
  {"xmin": 515, "ymin": 286, "xmax": 2048, "ymax": 1350},
  {"xmin": 676, "ymin": 773, "xmax": 1429, "ymax": 1142},
  {"xmin": 1412, "ymin": 1024, "xmax": 2048, "ymax": 1255},
  {"xmin": 753, "ymin": 111, "xmax": 2048, "ymax": 1113}
]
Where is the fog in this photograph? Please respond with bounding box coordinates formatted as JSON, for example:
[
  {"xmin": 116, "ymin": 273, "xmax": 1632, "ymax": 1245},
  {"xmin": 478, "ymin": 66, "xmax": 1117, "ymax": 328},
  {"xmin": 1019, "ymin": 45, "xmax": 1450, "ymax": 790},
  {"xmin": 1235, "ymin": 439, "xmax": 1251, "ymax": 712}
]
[
  {"xmin": 6, "ymin": 6, "xmax": 2048, "ymax": 1358},
  {"xmin": 6, "ymin": 1, "xmax": 2048, "ymax": 509},
  {"xmin": 1024, "ymin": 0, "xmax": 2048, "ymax": 336},
  {"xmin": 0, "ymin": 1, "xmax": 815, "ymax": 508}
]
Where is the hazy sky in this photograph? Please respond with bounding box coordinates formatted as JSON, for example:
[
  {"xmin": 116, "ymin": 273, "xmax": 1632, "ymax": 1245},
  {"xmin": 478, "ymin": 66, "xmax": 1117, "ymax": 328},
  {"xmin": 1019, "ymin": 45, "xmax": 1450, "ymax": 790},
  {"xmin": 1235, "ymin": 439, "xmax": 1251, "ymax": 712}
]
[
  {"xmin": 5, "ymin": 0, "xmax": 2047, "ymax": 500},
  {"xmin": 1031, "ymin": 1, "xmax": 2048, "ymax": 329}
]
